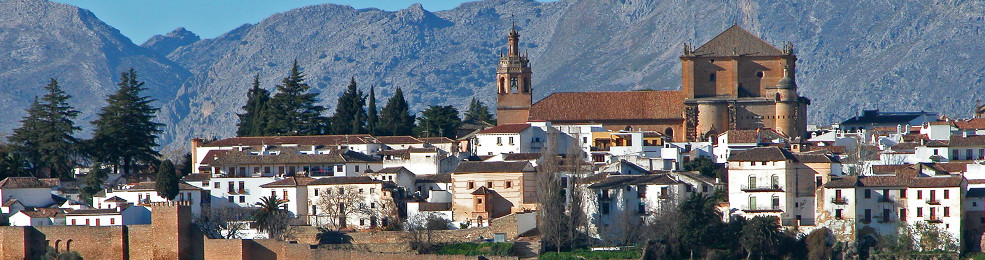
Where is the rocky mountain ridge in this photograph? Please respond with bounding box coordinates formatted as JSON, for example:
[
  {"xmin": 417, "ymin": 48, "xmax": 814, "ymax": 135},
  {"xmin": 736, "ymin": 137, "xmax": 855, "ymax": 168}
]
[{"xmin": 2, "ymin": 0, "xmax": 984, "ymax": 151}]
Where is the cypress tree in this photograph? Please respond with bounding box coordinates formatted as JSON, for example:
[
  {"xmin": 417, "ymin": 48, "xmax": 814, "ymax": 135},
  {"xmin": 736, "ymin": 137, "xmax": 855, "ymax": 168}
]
[
  {"xmin": 414, "ymin": 105, "xmax": 461, "ymax": 139},
  {"xmin": 264, "ymin": 60, "xmax": 327, "ymax": 136},
  {"xmin": 9, "ymin": 79, "xmax": 80, "ymax": 179},
  {"xmin": 237, "ymin": 74, "xmax": 271, "ymax": 137},
  {"xmin": 366, "ymin": 85, "xmax": 379, "ymax": 135},
  {"xmin": 464, "ymin": 97, "xmax": 496, "ymax": 125},
  {"xmin": 155, "ymin": 159, "xmax": 179, "ymax": 201},
  {"xmin": 90, "ymin": 69, "xmax": 164, "ymax": 176},
  {"xmin": 377, "ymin": 88, "xmax": 415, "ymax": 136},
  {"xmin": 332, "ymin": 77, "xmax": 367, "ymax": 135}
]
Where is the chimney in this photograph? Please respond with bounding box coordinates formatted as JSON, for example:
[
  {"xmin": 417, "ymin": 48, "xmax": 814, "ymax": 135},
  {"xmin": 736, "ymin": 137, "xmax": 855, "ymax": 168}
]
[{"xmin": 190, "ymin": 138, "xmax": 204, "ymax": 173}]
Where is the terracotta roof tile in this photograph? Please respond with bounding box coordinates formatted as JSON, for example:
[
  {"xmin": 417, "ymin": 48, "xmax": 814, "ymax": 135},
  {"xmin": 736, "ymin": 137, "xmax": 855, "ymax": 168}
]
[
  {"xmin": 691, "ymin": 25, "xmax": 782, "ymax": 57},
  {"xmin": 871, "ymin": 165, "xmax": 910, "ymax": 175},
  {"xmin": 955, "ymin": 118, "xmax": 985, "ymax": 130},
  {"xmin": 454, "ymin": 161, "xmax": 532, "ymax": 173},
  {"xmin": 308, "ymin": 176, "xmax": 382, "ymax": 186},
  {"xmin": 416, "ymin": 173, "xmax": 451, "ymax": 183},
  {"xmin": 416, "ymin": 202, "xmax": 451, "ymax": 211},
  {"xmin": 472, "ymin": 186, "xmax": 492, "ymax": 195},
  {"xmin": 529, "ymin": 91, "xmax": 684, "ymax": 122},
  {"xmin": 587, "ymin": 174, "xmax": 681, "ymax": 189},
  {"xmin": 260, "ymin": 176, "xmax": 316, "ymax": 188},
  {"xmin": 211, "ymin": 149, "xmax": 379, "ymax": 166},
  {"xmin": 125, "ymin": 181, "xmax": 202, "ymax": 191},
  {"xmin": 824, "ymin": 174, "xmax": 964, "ymax": 188},
  {"xmin": 501, "ymin": 153, "xmax": 542, "ymax": 161},
  {"xmin": 949, "ymin": 135, "xmax": 985, "ymax": 147},
  {"xmin": 369, "ymin": 167, "xmax": 411, "ymax": 174},
  {"xmin": 0, "ymin": 177, "xmax": 59, "ymax": 189},
  {"xmin": 420, "ymin": 137, "xmax": 455, "ymax": 144},
  {"xmin": 17, "ymin": 208, "xmax": 65, "ymax": 218},
  {"xmin": 202, "ymin": 135, "xmax": 375, "ymax": 147},
  {"xmin": 376, "ymin": 136, "xmax": 423, "ymax": 144},
  {"xmin": 199, "ymin": 150, "xmax": 228, "ymax": 165},
  {"xmin": 478, "ymin": 124, "xmax": 530, "ymax": 134},
  {"xmin": 728, "ymin": 147, "xmax": 796, "ymax": 162}
]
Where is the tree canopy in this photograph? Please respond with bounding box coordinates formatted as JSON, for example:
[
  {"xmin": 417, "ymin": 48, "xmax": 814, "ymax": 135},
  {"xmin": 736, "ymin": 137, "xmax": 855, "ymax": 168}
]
[
  {"xmin": 9, "ymin": 79, "xmax": 80, "ymax": 179},
  {"xmin": 155, "ymin": 159, "xmax": 179, "ymax": 200},
  {"xmin": 464, "ymin": 97, "xmax": 495, "ymax": 125},
  {"xmin": 331, "ymin": 77, "xmax": 367, "ymax": 135},
  {"xmin": 264, "ymin": 60, "xmax": 328, "ymax": 136},
  {"xmin": 414, "ymin": 105, "xmax": 461, "ymax": 139},
  {"xmin": 377, "ymin": 88, "xmax": 415, "ymax": 136},
  {"xmin": 236, "ymin": 74, "xmax": 271, "ymax": 137},
  {"xmin": 90, "ymin": 69, "xmax": 163, "ymax": 175},
  {"xmin": 366, "ymin": 85, "xmax": 379, "ymax": 135}
]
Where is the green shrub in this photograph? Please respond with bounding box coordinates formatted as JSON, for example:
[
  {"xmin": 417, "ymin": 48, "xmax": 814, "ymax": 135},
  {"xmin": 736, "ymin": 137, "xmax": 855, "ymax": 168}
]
[
  {"xmin": 435, "ymin": 242, "xmax": 514, "ymax": 256},
  {"xmin": 539, "ymin": 248, "xmax": 641, "ymax": 260}
]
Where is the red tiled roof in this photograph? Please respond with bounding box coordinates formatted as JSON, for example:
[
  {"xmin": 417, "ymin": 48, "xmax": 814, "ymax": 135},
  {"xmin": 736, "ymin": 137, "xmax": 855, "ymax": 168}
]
[
  {"xmin": 871, "ymin": 165, "xmax": 910, "ymax": 175},
  {"xmin": 259, "ymin": 176, "xmax": 316, "ymax": 188},
  {"xmin": 308, "ymin": 176, "xmax": 383, "ymax": 186},
  {"xmin": 478, "ymin": 124, "xmax": 531, "ymax": 134},
  {"xmin": 201, "ymin": 135, "xmax": 374, "ymax": 147},
  {"xmin": 17, "ymin": 208, "xmax": 65, "ymax": 218},
  {"xmin": 420, "ymin": 137, "xmax": 455, "ymax": 144},
  {"xmin": 691, "ymin": 25, "xmax": 782, "ymax": 57},
  {"xmin": 728, "ymin": 147, "xmax": 796, "ymax": 162},
  {"xmin": 955, "ymin": 118, "xmax": 985, "ymax": 130},
  {"xmin": 376, "ymin": 136, "xmax": 423, "ymax": 144},
  {"xmin": 723, "ymin": 129, "xmax": 786, "ymax": 143},
  {"xmin": 825, "ymin": 173, "xmax": 964, "ymax": 188},
  {"xmin": 950, "ymin": 135, "xmax": 985, "ymax": 147},
  {"xmin": 0, "ymin": 177, "xmax": 59, "ymax": 189},
  {"xmin": 199, "ymin": 150, "xmax": 229, "ymax": 165},
  {"xmin": 529, "ymin": 91, "xmax": 684, "ymax": 122},
  {"xmin": 928, "ymin": 121, "xmax": 956, "ymax": 126},
  {"xmin": 125, "ymin": 181, "xmax": 202, "ymax": 191},
  {"xmin": 455, "ymin": 161, "xmax": 532, "ymax": 173}
]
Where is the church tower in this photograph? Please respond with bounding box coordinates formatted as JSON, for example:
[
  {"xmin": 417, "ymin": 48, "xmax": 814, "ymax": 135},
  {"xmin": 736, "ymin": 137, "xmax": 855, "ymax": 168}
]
[{"xmin": 496, "ymin": 24, "xmax": 533, "ymax": 125}]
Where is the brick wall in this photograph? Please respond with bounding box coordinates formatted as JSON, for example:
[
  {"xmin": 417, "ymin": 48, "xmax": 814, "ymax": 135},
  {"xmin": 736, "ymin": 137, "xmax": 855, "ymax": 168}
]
[{"xmin": 34, "ymin": 226, "xmax": 127, "ymax": 260}]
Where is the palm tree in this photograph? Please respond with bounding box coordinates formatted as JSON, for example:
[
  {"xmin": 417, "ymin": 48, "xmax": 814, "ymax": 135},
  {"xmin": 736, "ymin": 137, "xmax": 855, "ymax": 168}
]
[{"xmin": 254, "ymin": 195, "xmax": 288, "ymax": 240}]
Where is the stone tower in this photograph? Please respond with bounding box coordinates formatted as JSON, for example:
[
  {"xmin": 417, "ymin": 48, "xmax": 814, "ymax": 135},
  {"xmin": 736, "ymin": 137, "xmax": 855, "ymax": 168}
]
[
  {"xmin": 681, "ymin": 25, "xmax": 808, "ymax": 140},
  {"xmin": 496, "ymin": 23, "xmax": 533, "ymax": 125}
]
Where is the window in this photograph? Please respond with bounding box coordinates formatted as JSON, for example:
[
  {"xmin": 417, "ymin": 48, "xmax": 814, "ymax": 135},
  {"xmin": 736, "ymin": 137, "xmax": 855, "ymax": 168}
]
[
  {"xmin": 930, "ymin": 190, "xmax": 936, "ymax": 201},
  {"xmin": 497, "ymin": 137, "xmax": 502, "ymax": 145},
  {"xmin": 338, "ymin": 188, "xmax": 344, "ymax": 195},
  {"xmin": 271, "ymin": 190, "xmax": 275, "ymax": 197},
  {"xmin": 583, "ymin": 137, "xmax": 588, "ymax": 144},
  {"xmin": 360, "ymin": 219, "xmax": 365, "ymax": 226},
  {"xmin": 314, "ymin": 189, "xmax": 319, "ymax": 196},
  {"xmin": 968, "ymin": 149, "xmax": 974, "ymax": 160},
  {"xmin": 487, "ymin": 181, "xmax": 494, "ymax": 188},
  {"xmin": 864, "ymin": 189, "xmax": 871, "ymax": 198},
  {"xmin": 900, "ymin": 208, "xmax": 907, "ymax": 221},
  {"xmin": 864, "ymin": 209, "xmax": 871, "ymax": 223},
  {"xmin": 265, "ymin": 167, "xmax": 271, "ymax": 174},
  {"xmin": 228, "ymin": 182, "xmax": 234, "ymax": 193},
  {"xmin": 283, "ymin": 190, "xmax": 288, "ymax": 200},
  {"xmin": 213, "ymin": 182, "xmax": 219, "ymax": 188},
  {"xmin": 835, "ymin": 209, "xmax": 842, "ymax": 219},
  {"xmin": 944, "ymin": 190, "xmax": 950, "ymax": 199},
  {"xmin": 239, "ymin": 196, "xmax": 245, "ymax": 203},
  {"xmin": 702, "ymin": 185, "xmax": 709, "ymax": 193},
  {"xmin": 749, "ymin": 196, "xmax": 757, "ymax": 209},
  {"xmin": 917, "ymin": 190, "xmax": 923, "ymax": 199},
  {"xmin": 756, "ymin": 71, "xmax": 764, "ymax": 78},
  {"xmin": 336, "ymin": 165, "xmax": 343, "ymax": 172},
  {"xmin": 110, "ymin": 218, "xmax": 115, "ymax": 225},
  {"xmin": 506, "ymin": 181, "xmax": 512, "ymax": 189},
  {"xmin": 934, "ymin": 149, "xmax": 939, "ymax": 155},
  {"xmin": 239, "ymin": 167, "xmax": 246, "ymax": 176},
  {"xmin": 71, "ymin": 219, "xmax": 76, "ymax": 225},
  {"xmin": 709, "ymin": 73, "xmax": 716, "ymax": 82},
  {"xmin": 355, "ymin": 165, "xmax": 360, "ymax": 172},
  {"xmin": 238, "ymin": 181, "xmax": 245, "ymax": 193},
  {"xmin": 96, "ymin": 219, "xmax": 100, "ymax": 226},
  {"xmin": 771, "ymin": 175, "xmax": 779, "ymax": 189},
  {"xmin": 228, "ymin": 196, "xmax": 234, "ymax": 203},
  {"xmin": 325, "ymin": 189, "xmax": 331, "ymax": 195},
  {"xmin": 900, "ymin": 189, "xmax": 907, "ymax": 198},
  {"xmin": 748, "ymin": 176, "xmax": 756, "ymax": 189},
  {"xmin": 476, "ymin": 198, "xmax": 483, "ymax": 204},
  {"xmin": 311, "ymin": 206, "xmax": 317, "ymax": 215},
  {"xmin": 883, "ymin": 209, "xmax": 891, "ymax": 222},
  {"xmin": 952, "ymin": 149, "xmax": 959, "ymax": 159},
  {"xmin": 508, "ymin": 137, "xmax": 514, "ymax": 145},
  {"xmin": 917, "ymin": 207, "xmax": 923, "ymax": 217},
  {"xmin": 771, "ymin": 196, "xmax": 780, "ymax": 210},
  {"xmin": 359, "ymin": 188, "xmax": 364, "ymax": 193},
  {"xmin": 600, "ymin": 202, "xmax": 610, "ymax": 215},
  {"xmin": 944, "ymin": 207, "xmax": 950, "ymax": 217}
]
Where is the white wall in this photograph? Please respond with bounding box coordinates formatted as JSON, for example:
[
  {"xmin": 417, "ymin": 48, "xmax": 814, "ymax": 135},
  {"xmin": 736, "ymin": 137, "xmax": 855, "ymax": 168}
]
[
  {"xmin": 0, "ymin": 187, "xmax": 55, "ymax": 208},
  {"xmin": 66, "ymin": 214, "xmax": 121, "ymax": 226}
]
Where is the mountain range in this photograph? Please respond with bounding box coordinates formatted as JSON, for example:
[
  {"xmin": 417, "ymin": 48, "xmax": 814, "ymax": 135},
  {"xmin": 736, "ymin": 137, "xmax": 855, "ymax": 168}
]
[{"xmin": 2, "ymin": 0, "xmax": 984, "ymax": 152}]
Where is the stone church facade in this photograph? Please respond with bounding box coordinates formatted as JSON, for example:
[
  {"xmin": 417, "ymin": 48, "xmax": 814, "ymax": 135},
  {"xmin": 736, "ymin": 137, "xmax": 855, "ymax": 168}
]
[{"xmin": 495, "ymin": 25, "xmax": 810, "ymax": 142}]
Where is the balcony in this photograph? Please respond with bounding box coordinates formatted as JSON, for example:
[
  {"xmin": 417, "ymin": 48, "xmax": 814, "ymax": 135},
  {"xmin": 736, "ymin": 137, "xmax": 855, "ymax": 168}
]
[
  {"xmin": 878, "ymin": 197, "xmax": 894, "ymax": 203},
  {"xmin": 741, "ymin": 184, "xmax": 783, "ymax": 192},
  {"xmin": 742, "ymin": 205, "xmax": 783, "ymax": 213},
  {"xmin": 926, "ymin": 217, "xmax": 943, "ymax": 223},
  {"xmin": 927, "ymin": 199, "xmax": 941, "ymax": 205},
  {"xmin": 830, "ymin": 197, "xmax": 848, "ymax": 205},
  {"xmin": 228, "ymin": 188, "xmax": 250, "ymax": 195}
]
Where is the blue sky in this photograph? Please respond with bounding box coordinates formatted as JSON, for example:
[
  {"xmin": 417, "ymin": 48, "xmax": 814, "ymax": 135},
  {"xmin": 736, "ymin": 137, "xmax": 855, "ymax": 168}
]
[{"xmin": 54, "ymin": 1, "xmax": 543, "ymax": 44}]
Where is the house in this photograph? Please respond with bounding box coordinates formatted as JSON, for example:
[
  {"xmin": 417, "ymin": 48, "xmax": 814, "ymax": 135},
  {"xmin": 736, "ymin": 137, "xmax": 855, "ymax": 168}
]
[
  {"xmin": 580, "ymin": 173, "xmax": 689, "ymax": 243},
  {"xmin": 0, "ymin": 177, "xmax": 60, "ymax": 211},
  {"xmin": 727, "ymin": 147, "xmax": 842, "ymax": 227},
  {"xmin": 473, "ymin": 124, "xmax": 540, "ymax": 156},
  {"xmin": 450, "ymin": 161, "xmax": 537, "ymax": 227},
  {"xmin": 205, "ymin": 147, "xmax": 382, "ymax": 178},
  {"xmin": 365, "ymin": 167, "xmax": 416, "ymax": 196},
  {"xmin": 713, "ymin": 129, "xmax": 787, "ymax": 163},
  {"xmin": 95, "ymin": 182, "xmax": 207, "ymax": 216},
  {"xmin": 9, "ymin": 208, "xmax": 65, "ymax": 226},
  {"xmin": 306, "ymin": 176, "xmax": 399, "ymax": 229},
  {"xmin": 379, "ymin": 147, "xmax": 458, "ymax": 176},
  {"xmin": 415, "ymin": 173, "xmax": 452, "ymax": 203},
  {"xmin": 839, "ymin": 110, "xmax": 938, "ymax": 132},
  {"xmin": 258, "ymin": 176, "xmax": 315, "ymax": 219},
  {"xmin": 191, "ymin": 135, "xmax": 384, "ymax": 174},
  {"xmin": 819, "ymin": 165, "xmax": 966, "ymax": 248}
]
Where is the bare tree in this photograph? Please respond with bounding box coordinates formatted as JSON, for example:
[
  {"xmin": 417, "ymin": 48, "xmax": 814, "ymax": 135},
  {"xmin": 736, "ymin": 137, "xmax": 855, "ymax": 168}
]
[
  {"xmin": 538, "ymin": 128, "xmax": 569, "ymax": 252},
  {"xmin": 407, "ymin": 212, "xmax": 451, "ymax": 253},
  {"xmin": 563, "ymin": 144, "xmax": 590, "ymax": 249},
  {"xmin": 195, "ymin": 206, "xmax": 251, "ymax": 239},
  {"xmin": 316, "ymin": 186, "xmax": 367, "ymax": 230}
]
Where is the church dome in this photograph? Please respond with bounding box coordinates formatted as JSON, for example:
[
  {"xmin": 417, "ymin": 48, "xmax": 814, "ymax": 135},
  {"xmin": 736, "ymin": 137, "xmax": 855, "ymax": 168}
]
[{"xmin": 775, "ymin": 76, "xmax": 796, "ymax": 89}]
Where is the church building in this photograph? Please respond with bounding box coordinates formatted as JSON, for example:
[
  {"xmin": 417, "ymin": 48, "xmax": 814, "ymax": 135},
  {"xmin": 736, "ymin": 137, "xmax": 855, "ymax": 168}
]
[{"xmin": 495, "ymin": 24, "xmax": 810, "ymax": 142}]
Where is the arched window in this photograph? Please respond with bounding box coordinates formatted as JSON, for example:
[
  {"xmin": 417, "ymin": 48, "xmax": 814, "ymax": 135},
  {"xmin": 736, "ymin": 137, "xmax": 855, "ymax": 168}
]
[
  {"xmin": 55, "ymin": 240, "xmax": 61, "ymax": 252},
  {"xmin": 499, "ymin": 77, "xmax": 506, "ymax": 93},
  {"xmin": 510, "ymin": 77, "xmax": 518, "ymax": 93},
  {"xmin": 664, "ymin": 128, "xmax": 674, "ymax": 139},
  {"xmin": 771, "ymin": 195, "xmax": 780, "ymax": 209},
  {"xmin": 748, "ymin": 176, "xmax": 756, "ymax": 189},
  {"xmin": 66, "ymin": 240, "xmax": 72, "ymax": 252},
  {"xmin": 771, "ymin": 175, "xmax": 780, "ymax": 189},
  {"xmin": 523, "ymin": 78, "xmax": 531, "ymax": 93},
  {"xmin": 748, "ymin": 196, "xmax": 757, "ymax": 210},
  {"xmin": 775, "ymin": 93, "xmax": 781, "ymax": 101}
]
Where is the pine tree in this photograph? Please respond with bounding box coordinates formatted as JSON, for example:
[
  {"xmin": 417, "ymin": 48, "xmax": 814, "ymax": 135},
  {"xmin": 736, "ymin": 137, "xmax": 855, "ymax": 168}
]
[
  {"xmin": 9, "ymin": 79, "xmax": 80, "ymax": 179},
  {"xmin": 90, "ymin": 69, "xmax": 164, "ymax": 176},
  {"xmin": 264, "ymin": 60, "xmax": 328, "ymax": 135},
  {"xmin": 237, "ymin": 74, "xmax": 271, "ymax": 137},
  {"xmin": 155, "ymin": 159, "xmax": 179, "ymax": 201},
  {"xmin": 366, "ymin": 85, "xmax": 379, "ymax": 135},
  {"xmin": 464, "ymin": 97, "xmax": 496, "ymax": 124},
  {"xmin": 332, "ymin": 77, "xmax": 367, "ymax": 135},
  {"xmin": 377, "ymin": 88, "xmax": 415, "ymax": 136},
  {"xmin": 414, "ymin": 105, "xmax": 461, "ymax": 139}
]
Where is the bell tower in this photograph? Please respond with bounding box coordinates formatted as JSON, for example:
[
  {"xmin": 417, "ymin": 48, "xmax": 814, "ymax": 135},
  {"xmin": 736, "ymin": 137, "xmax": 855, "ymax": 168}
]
[{"xmin": 496, "ymin": 23, "xmax": 533, "ymax": 125}]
